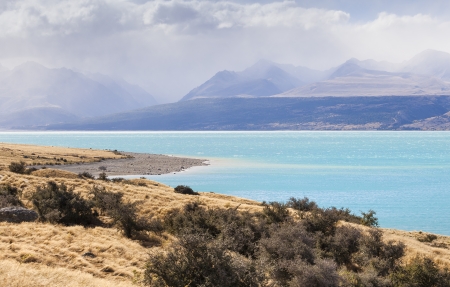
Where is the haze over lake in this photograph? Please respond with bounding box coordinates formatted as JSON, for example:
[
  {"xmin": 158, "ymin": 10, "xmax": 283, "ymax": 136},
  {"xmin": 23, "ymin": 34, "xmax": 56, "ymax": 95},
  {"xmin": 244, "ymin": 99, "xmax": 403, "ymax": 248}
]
[{"xmin": 1, "ymin": 131, "xmax": 449, "ymax": 235}]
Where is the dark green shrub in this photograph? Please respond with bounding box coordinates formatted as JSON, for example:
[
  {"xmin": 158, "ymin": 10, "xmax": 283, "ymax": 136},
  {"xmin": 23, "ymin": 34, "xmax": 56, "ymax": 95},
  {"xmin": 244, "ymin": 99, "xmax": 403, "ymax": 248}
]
[
  {"xmin": 361, "ymin": 210, "xmax": 379, "ymax": 227},
  {"xmin": 174, "ymin": 185, "xmax": 198, "ymax": 195},
  {"xmin": 262, "ymin": 201, "xmax": 290, "ymax": 223},
  {"xmin": 90, "ymin": 186, "xmax": 147, "ymax": 238},
  {"xmin": 354, "ymin": 229, "xmax": 405, "ymax": 277},
  {"xmin": 31, "ymin": 181, "xmax": 95, "ymax": 225},
  {"xmin": 163, "ymin": 203, "xmax": 266, "ymax": 257},
  {"xmin": 9, "ymin": 161, "xmax": 26, "ymax": 174},
  {"xmin": 417, "ymin": 233, "xmax": 438, "ymax": 243},
  {"xmin": 97, "ymin": 172, "xmax": 109, "ymax": 181},
  {"xmin": 288, "ymin": 197, "xmax": 318, "ymax": 211},
  {"xmin": 144, "ymin": 232, "xmax": 262, "ymax": 287},
  {"xmin": 391, "ymin": 256, "xmax": 450, "ymax": 287},
  {"xmin": 111, "ymin": 177, "xmax": 125, "ymax": 183},
  {"xmin": 0, "ymin": 184, "xmax": 23, "ymax": 208},
  {"xmin": 78, "ymin": 171, "xmax": 95, "ymax": 179}
]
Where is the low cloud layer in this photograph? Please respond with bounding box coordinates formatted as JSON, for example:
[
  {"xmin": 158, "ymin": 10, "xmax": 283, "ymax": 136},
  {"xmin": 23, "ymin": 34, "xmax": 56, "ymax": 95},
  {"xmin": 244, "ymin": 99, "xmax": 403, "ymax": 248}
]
[{"xmin": 1, "ymin": 0, "xmax": 450, "ymax": 102}]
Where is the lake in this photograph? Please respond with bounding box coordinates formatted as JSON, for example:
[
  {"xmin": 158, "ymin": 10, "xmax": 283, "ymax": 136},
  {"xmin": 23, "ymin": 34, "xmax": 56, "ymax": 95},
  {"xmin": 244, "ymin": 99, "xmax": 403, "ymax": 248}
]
[{"xmin": 0, "ymin": 131, "xmax": 449, "ymax": 235}]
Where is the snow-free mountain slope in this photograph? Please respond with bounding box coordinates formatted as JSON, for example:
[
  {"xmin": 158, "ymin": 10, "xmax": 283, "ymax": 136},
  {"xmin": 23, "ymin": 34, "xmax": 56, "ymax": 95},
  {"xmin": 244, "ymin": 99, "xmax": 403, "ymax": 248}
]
[{"xmin": 180, "ymin": 60, "xmax": 313, "ymax": 101}]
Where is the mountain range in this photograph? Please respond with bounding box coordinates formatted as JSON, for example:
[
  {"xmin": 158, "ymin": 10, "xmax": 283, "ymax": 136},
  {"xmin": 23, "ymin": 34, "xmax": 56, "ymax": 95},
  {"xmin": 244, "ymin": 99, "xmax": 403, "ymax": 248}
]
[
  {"xmin": 182, "ymin": 49, "xmax": 450, "ymax": 100},
  {"xmin": 4, "ymin": 49, "xmax": 450, "ymax": 130},
  {"xmin": 0, "ymin": 62, "xmax": 157, "ymax": 128}
]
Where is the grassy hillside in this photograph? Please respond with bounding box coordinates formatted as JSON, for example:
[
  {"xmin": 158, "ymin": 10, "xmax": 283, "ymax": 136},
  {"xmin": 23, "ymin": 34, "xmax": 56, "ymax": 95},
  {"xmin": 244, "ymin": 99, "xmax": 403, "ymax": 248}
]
[{"xmin": 0, "ymin": 143, "xmax": 449, "ymax": 286}]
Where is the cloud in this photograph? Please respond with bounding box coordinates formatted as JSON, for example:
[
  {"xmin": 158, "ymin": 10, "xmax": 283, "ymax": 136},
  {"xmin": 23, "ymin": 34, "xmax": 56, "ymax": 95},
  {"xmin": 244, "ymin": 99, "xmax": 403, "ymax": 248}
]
[{"xmin": 1, "ymin": 0, "xmax": 450, "ymax": 103}]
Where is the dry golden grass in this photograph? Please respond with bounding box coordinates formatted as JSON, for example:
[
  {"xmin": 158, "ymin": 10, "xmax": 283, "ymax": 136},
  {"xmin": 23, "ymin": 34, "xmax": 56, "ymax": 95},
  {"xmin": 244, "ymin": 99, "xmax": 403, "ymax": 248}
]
[
  {"xmin": 0, "ymin": 142, "xmax": 125, "ymax": 170},
  {"xmin": 0, "ymin": 259, "xmax": 136, "ymax": 287},
  {"xmin": 0, "ymin": 222, "xmax": 149, "ymax": 284},
  {"xmin": 340, "ymin": 222, "xmax": 450, "ymax": 269},
  {"xmin": 382, "ymin": 228, "xmax": 450, "ymax": 268},
  {"xmin": 0, "ymin": 171, "xmax": 263, "ymax": 217}
]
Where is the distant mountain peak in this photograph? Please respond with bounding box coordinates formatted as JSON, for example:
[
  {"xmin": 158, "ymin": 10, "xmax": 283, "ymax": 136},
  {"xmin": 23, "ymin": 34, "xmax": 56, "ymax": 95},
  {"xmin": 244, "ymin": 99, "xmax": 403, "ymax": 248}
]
[{"xmin": 13, "ymin": 61, "xmax": 48, "ymax": 71}]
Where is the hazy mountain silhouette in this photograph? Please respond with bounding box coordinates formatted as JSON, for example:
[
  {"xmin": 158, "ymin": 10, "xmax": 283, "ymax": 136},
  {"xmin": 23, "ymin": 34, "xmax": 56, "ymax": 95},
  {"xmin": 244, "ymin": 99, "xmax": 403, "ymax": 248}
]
[{"xmin": 0, "ymin": 62, "xmax": 157, "ymax": 128}]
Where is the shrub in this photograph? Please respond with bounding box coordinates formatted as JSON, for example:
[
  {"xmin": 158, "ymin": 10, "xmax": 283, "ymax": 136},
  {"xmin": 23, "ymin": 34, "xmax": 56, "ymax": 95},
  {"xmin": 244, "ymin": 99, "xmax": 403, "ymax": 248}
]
[
  {"xmin": 78, "ymin": 171, "xmax": 95, "ymax": 179},
  {"xmin": 97, "ymin": 172, "xmax": 109, "ymax": 181},
  {"xmin": 144, "ymin": 232, "xmax": 262, "ymax": 287},
  {"xmin": 288, "ymin": 197, "xmax": 318, "ymax": 212},
  {"xmin": 361, "ymin": 210, "xmax": 379, "ymax": 227},
  {"xmin": 0, "ymin": 184, "xmax": 23, "ymax": 208},
  {"xmin": 174, "ymin": 185, "xmax": 198, "ymax": 195},
  {"xmin": 288, "ymin": 259, "xmax": 339, "ymax": 287},
  {"xmin": 417, "ymin": 233, "xmax": 438, "ymax": 243},
  {"xmin": 9, "ymin": 161, "xmax": 26, "ymax": 174},
  {"xmin": 163, "ymin": 202, "xmax": 266, "ymax": 257},
  {"xmin": 391, "ymin": 256, "xmax": 450, "ymax": 287},
  {"xmin": 90, "ymin": 186, "xmax": 147, "ymax": 238},
  {"xmin": 258, "ymin": 223, "xmax": 316, "ymax": 285},
  {"xmin": 31, "ymin": 181, "xmax": 95, "ymax": 225},
  {"xmin": 262, "ymin": 201, "xmax": 290, "ymax": 223},
  {"xmin": 326, "ymin": 226, "xmax": 361, "ymax": 266}
]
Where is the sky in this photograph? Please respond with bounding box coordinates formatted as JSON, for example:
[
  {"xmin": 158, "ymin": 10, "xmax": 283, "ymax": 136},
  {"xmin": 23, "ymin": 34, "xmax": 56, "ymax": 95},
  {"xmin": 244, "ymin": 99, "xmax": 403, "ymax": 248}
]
[{"xmin": 1, "ymin": 0, "xmax": 450, "ymax": 103}]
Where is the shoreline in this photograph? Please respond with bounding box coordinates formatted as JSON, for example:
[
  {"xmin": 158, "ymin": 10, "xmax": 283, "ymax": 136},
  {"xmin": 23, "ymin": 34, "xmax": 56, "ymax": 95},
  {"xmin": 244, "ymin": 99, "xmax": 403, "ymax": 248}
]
[{"xmin": 33, "ymin": 152, "xmax": 209, "ymax": 176}]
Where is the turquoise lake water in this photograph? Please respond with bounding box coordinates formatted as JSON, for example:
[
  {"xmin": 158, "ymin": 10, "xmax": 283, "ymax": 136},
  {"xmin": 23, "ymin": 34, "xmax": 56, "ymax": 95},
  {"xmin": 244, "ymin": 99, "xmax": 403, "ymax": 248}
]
[{"xmin": 0, "ymin": 131, "xmax": 449, "ymax": 235}]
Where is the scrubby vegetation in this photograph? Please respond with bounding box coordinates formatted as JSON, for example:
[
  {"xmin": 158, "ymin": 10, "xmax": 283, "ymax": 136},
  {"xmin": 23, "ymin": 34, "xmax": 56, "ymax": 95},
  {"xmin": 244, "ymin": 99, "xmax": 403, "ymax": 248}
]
[
  {"xmin": 90, "ymin": 186, "xmax": 149, "ymax": 238},
  {"xmin": 174, "ymin": 185, "xmax": 198, "ymax": 195},
  {"xmin": 8, "ymin": 161, "xmax": 37, "ymax": 175},
  {"xmin": 144, "ymin": 198, "xmax": 450, "ymax": 287},
  {"xmin": 31, "ymin": 181, "xmax": 95, "ymax": 225},
  {"xmin": 0, "ymin": 184, "xmax": 23, "ymax": 208}
]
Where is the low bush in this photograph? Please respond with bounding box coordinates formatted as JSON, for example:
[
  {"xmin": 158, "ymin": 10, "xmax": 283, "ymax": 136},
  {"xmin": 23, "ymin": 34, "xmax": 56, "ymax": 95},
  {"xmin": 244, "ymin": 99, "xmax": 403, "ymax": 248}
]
[
  {"xmin": 78, "ymin": 171, "xmax": 95, "ymax": 179},
  {"xmin": 31, "ymin": 181, "xmax": 95, "ymax": 225},
  {"xmin": 90, "ymin": 186, "xmax": 148, "ymax": 238},
  {"xmin": 9, "ymin": 161, "xmax": 26, "ymax": 174},
  {"xmin": 174, "ymin": 185, "xmax": 198, "ymax": 195},
  {"xmin": 144, "ymin": 232, "xmax": 262, "ymax": 287},
  {"xmin": 288, "ymin": 197, "xmax": 318, "ymax": 211},
  {"xmin": 97, "ymin": 172, "xmax": 109, "ymax": 181},
  {"xmin": 0, "ymin": 184, "xmax": 23, "ymax": 208},
  {"xmin": 361, "ymin": 209, "xmax": 379, "ymax": 227},
  {"xmin": 391, "ymin": 256, "xmax": 450, "ymax": 287},
  {"xmin": 261, "ymin": 201, "xmax": 290, "ymax": 223},
  {"xmin": 8, "ymin": 161, "xmax": 36, "ymax": 175},
  {"xmin": 140, "ymin": 198, "xmax": 444, "ymax": 287}
]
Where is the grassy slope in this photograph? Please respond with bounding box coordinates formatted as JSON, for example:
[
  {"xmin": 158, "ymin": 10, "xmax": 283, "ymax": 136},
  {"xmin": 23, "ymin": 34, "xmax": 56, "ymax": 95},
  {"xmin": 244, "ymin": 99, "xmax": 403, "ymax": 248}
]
[{"xmin": 0, "ymin": 143, "xmax": 449, "ymax": 286}]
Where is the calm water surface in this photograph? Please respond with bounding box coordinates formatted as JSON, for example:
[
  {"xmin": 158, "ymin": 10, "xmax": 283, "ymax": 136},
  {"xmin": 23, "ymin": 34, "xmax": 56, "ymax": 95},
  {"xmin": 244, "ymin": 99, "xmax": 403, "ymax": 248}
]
[{"xmin": 0, "ymin": 131, "xmax": 449, "ymax": 235}]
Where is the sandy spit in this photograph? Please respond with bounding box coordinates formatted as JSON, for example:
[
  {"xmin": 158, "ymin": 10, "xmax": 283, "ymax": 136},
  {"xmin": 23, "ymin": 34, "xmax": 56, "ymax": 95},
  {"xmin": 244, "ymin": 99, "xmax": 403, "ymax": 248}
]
[{"xmin": 34, "ymin": 152, "xmax": 209, "ymax": 176}]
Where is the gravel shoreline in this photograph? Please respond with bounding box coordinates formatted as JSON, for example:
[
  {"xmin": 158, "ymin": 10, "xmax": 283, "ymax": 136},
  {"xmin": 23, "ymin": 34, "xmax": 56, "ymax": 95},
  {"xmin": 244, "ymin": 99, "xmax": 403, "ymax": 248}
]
[{"xmin": 38, "ymin": 152, "xmax": 209, "ymax": 176}]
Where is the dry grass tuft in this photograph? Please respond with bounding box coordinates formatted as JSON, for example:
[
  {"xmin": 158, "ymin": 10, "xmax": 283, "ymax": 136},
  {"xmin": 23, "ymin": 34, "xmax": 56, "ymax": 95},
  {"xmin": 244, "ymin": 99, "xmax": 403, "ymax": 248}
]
[
  {"xmin": 31, "ymin": 168, "xmax": 79, "ymax": 179},
  {"xmin": 0, "ymin": 259, "xmax": 136, "ymax": 287},
  {"xmin": 0, "ymin": 221, "xmax": 151, "ymax": 282}
]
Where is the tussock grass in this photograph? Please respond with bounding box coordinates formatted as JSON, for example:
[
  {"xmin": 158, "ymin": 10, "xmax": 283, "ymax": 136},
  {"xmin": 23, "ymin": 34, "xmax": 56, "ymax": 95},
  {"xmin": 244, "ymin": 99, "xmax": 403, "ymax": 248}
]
[
  {"xmin": 0, "ymin": 142, "xmax": 125, "ymax": 170},
  {"xmin": 0, "ymin": 259, "xmax": 136, "ymax": 287},
  {"xmin": 0, "ymin": 222, "xmax": 150, "ymax": 281},
  {"xmin": 382, "ymin": 228, "xmax": 450, "ymax": 268}
]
